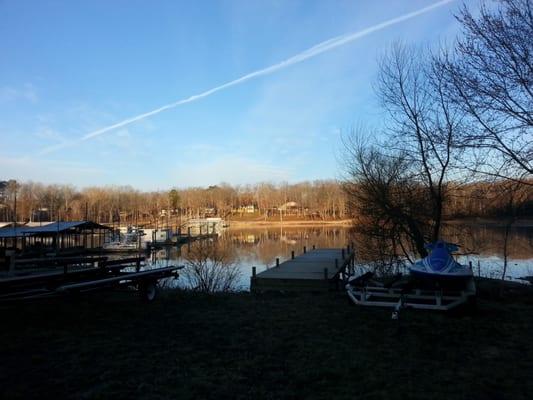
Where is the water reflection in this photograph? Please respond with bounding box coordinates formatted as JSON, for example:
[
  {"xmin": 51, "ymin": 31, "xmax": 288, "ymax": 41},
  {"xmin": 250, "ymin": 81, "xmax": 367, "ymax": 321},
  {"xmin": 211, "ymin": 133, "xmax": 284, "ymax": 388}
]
[
  {"xmin": 148, "ymin": 224, "xmax": 533, "ymax": 290},
  {"xmin": 442, "ymin": 223, "xmax": 533, "ymax": 259}
]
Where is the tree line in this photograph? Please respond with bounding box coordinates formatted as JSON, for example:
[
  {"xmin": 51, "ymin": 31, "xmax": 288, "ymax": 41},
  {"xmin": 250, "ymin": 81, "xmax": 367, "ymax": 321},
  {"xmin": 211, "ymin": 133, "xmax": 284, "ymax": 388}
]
[
  {"xmin": 0, "ymin": 180, "xmax": 347, "ymax": 225},
  {"xmin": 0, "ymin": 177, "xmax": 530, "ymax": 226}
]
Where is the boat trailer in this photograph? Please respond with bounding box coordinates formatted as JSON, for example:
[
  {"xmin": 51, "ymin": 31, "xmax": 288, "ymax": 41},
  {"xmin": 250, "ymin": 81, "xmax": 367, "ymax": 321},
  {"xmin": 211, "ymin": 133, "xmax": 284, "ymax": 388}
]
[
  {"xmin": 346, "ymin": 272, "xmax": 477, "ymax": 319},
  {"xmin": 0, "ymin": 257, "xmax": 183, "ymax": 303}
]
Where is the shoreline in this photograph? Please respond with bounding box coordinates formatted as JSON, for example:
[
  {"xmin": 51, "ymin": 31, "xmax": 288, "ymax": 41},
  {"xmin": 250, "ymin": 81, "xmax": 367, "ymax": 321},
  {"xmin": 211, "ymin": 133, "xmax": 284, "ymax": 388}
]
[
  {"xmin": 445, "ymin": 217, "xmax": 533, "ymax": 228},
  {"xmin": 225, "ymin": 217, "xmax": 533, "ymax": 229},
  {"xmin": 226, "ymin": 219, "xmax": 353, "ymax": 228}
]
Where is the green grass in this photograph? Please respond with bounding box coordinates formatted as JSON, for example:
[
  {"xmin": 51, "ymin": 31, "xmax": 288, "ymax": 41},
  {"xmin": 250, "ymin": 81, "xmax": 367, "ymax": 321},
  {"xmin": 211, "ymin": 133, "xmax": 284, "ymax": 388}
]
[{"xmin": 1, "ymin": 281, "xmax": 532, "ymax": 399}]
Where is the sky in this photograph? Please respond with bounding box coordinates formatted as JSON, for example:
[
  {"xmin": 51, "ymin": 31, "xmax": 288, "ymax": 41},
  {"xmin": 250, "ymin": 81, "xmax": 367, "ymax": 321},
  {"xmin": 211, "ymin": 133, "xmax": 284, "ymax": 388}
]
[{"xmin": 0, "ymin": 0, "xmax": 470, "ymax": 190}]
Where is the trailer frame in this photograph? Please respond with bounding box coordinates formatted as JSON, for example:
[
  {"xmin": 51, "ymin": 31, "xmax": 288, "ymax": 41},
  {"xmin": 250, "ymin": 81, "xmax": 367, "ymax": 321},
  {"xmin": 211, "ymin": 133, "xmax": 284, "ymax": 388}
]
[
  {"xmin": 346, "ymin": 272, "xmax": 476, "ymax": 318},
  {"xmin": 0, "ymin": 257, "xmax": 183, "ymax": 303}
]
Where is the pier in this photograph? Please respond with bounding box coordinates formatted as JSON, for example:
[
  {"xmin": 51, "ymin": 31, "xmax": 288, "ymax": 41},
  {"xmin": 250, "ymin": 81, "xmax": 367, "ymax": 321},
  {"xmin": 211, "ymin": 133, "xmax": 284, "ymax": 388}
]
[{"xmin": 251, "ymin": 246, "xmax": 355, "ymax": 292}]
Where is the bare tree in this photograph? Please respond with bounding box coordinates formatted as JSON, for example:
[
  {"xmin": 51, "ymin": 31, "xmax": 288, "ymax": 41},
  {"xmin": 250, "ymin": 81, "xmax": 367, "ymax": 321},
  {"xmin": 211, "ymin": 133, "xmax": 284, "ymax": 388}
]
[
  {"xmin": 183, "ymin": 241, "xmax": 241, "ymax": 293},
  {"xmin": 6, "ymin": 180, "xmax": 20, "ymax": 224},
  {"xmin": 496, "ymin": 174, "xmax": 530, "ymax": 288},
  {"xmin": 377, "ymin": 44, "xmax": 465, "ymax": 242},
  {"xmin": 439, "ymin": 0, "xmax": 533, "ymax": 181},
  {"xmin": 341, "ymin": 42, "xmax": 466, "ymax": 264},
  {"xmin": 342, "ymin": 133, "xmax": 432, "ymax": 261}
]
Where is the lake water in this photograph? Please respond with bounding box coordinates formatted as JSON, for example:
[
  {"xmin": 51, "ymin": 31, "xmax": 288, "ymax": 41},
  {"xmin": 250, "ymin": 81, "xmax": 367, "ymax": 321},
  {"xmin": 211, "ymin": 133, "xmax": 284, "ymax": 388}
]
[{"xmin": 147, "ymin": 224, "xmax": 533, "ymax": 290}]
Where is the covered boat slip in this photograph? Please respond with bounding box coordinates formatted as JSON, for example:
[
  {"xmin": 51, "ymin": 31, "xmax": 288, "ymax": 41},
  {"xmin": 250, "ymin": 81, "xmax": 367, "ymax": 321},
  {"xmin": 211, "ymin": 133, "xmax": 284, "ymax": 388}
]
[
  {"xmin": 0, "ymin": 221, "xmax": 112, "ymax": 256},
  {"xmin": 251, "ymin": 247, "xmax": 356, "ymax": 292}
]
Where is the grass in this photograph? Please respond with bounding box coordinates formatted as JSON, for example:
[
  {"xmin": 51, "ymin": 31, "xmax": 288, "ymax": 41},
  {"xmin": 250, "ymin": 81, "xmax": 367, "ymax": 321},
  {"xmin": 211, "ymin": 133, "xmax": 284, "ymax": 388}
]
[{"xmin": 1, "ymin": 280, "xmax": 532, "ymax": 400}]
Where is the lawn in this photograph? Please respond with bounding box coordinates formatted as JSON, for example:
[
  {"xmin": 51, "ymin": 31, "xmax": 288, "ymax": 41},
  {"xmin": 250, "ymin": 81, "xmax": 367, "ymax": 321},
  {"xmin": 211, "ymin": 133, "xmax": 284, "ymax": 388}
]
[{"xmin": 1, "ymin": 280, "xmax": 532, "ymax": 399}]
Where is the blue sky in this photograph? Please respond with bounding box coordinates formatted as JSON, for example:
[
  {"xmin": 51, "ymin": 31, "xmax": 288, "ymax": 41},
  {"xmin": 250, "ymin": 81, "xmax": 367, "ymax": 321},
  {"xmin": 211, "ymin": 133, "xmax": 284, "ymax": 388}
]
[{"xmin": 0, "ymin": 0, "xmax": 468, "ymax": 190}]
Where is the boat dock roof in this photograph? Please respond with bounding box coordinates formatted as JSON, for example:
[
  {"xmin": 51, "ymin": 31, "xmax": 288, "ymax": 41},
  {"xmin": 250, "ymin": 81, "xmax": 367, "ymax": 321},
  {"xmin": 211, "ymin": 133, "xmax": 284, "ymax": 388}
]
[{"xmin": 0, "ymin": 221, "xmax": 111, "ymax": 239}]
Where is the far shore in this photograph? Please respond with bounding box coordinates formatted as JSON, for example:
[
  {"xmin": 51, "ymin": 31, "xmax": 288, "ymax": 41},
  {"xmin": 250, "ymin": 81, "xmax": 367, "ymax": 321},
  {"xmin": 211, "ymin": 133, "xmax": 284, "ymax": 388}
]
[
  {"xmin": 445, "ymin": 217, "xmax": 533, "ymax": 228},
  {"xmin": 224, "ymin": 217, "xmax": 533, "ymax": 229},
  {"xmin": 225, "ymin": 219, "xmax": 353, "ymax": 228}
]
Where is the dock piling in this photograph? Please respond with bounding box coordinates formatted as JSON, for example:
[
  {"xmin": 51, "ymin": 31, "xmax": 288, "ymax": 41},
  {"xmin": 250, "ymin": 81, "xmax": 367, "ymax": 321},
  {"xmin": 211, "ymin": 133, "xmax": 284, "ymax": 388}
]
[
  {"xmin": 304, "ymin": 246, "xmax": 307, "ymax": 254},
  {"xmin": 276, "ymin": 258, "xmax": 279, "ymax": 267},
  {"xmin": 7, "ymin": 251, "xmax": 16, "ymax": 275},
  {"xmin": 291, "ymin": 251, "xmax": 295, "ymax": 260},
  {"xmin": 252, "ymin": 266, "xmax": 256, "ymax": 278}
]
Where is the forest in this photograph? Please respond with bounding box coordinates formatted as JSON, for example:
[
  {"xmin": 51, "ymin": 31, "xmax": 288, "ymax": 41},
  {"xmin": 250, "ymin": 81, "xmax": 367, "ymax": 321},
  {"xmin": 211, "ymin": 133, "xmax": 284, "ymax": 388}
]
[{"xmin": 0, "ymin": 178, "xmax": 531, "ymax": 226}]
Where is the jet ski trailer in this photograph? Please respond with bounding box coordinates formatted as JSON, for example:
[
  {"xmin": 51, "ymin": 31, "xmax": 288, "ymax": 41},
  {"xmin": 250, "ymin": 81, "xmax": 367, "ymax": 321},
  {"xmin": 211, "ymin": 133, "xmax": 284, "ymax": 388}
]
[{"xmin": 346, "ymin": 241, "xmax": 476, "ymax": 318}]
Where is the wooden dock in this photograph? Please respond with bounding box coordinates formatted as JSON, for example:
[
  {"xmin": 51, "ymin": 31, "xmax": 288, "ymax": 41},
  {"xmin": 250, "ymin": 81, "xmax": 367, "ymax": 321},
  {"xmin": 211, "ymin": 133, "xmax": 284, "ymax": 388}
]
[{"xmin": 251, "ymin": 247, "xmax": 355, "ymax": 292}]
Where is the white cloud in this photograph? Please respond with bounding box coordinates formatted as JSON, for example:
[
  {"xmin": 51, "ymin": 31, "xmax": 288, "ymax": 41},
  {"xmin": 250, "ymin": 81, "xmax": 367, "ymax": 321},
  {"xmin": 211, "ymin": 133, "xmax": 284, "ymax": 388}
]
[
  {"xmin": 116, "ymin": 129, "xmax": 130, "ymax": 138},
  {"xmin": 0, "ymin": 83, "xmax": 38, "ymax": 104},
  {"xmin": 34, "ymin": 127, "xmax": 65, "ymax": 143}
]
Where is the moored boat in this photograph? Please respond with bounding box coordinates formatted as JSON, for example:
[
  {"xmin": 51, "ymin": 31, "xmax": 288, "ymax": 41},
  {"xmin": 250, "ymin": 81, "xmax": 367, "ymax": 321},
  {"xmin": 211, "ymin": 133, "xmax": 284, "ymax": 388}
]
[{"xmin": 103, "ymin": 232, "xmax": 141, "ymax": 252}]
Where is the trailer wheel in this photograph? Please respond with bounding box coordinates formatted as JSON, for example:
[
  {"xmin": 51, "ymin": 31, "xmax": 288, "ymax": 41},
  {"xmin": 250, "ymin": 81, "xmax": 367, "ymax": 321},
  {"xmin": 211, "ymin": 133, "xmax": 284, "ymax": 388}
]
[{"xmin": 140, "ymin": 280, "xmax": 158, "ymax": 302}]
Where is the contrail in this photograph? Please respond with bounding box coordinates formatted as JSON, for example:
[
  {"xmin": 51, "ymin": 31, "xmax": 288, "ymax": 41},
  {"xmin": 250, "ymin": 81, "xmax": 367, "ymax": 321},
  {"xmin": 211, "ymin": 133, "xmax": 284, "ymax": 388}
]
[{"xmin": 41, "ymin": 0, "xmax": 454, "ymax": 154}]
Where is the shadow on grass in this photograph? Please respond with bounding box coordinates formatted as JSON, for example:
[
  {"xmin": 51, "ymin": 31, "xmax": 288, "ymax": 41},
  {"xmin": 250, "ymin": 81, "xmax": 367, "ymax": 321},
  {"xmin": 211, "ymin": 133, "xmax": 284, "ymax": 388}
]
[{"xmin": 0, "ymin": 280, "xmax": 532, "ymax": 399}]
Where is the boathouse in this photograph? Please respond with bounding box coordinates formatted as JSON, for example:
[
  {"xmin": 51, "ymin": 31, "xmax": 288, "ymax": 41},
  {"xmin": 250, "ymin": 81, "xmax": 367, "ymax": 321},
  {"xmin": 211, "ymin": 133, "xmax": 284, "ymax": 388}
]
[{"xmin": 0, "ymin": 221, "xmax": 112, "ymax": 254}]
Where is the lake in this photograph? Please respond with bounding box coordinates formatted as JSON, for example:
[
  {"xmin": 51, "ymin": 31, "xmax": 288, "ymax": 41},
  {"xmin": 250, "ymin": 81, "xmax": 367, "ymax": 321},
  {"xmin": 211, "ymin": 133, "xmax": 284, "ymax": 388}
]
[{"xmin": 148, "ymin": 223, "xmax": 533, "ymax": 290}]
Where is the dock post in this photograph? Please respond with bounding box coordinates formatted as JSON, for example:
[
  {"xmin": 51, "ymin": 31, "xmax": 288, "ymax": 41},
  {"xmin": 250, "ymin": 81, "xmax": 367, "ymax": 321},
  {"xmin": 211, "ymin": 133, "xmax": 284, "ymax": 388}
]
[
  {"xmin": 136, "ymin": 258, "xmax": 141, "ymax": 272},
  {"xmin": 7, "ymin": 251, "xmax": 16, "ymax": 276},
  {"xmin": 303, "ymin": 246, "xmax": 306, "ymax": 254},
  {"xmin": 250, "ymin": 266, "xmax": 257, "ymax": 291},
  {"xmin": 291, "ymin": 251, "xmax": 295, "ymax": 260},
  {"xmin": 312, "ymin": 244, "xmax": 315, "ymax": 250},
  {"xmin": 188, "ymin": 227, "xmax": 191, "ymax": 238},
  {"xmin": 324, "ymin": 268, "xmax": 328, "ymax": 281},
  {"xmin": 276, "ymin": 258, "xmax": 279, "ymax": 267}
]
